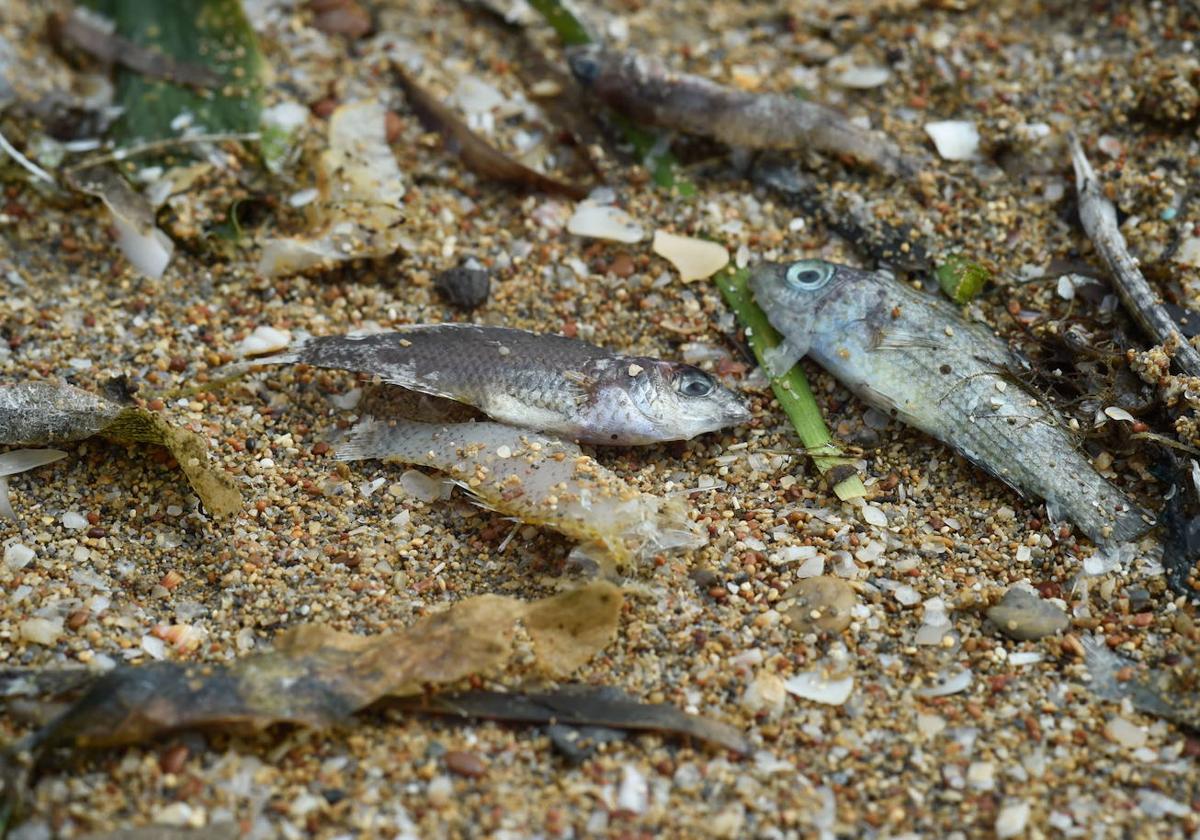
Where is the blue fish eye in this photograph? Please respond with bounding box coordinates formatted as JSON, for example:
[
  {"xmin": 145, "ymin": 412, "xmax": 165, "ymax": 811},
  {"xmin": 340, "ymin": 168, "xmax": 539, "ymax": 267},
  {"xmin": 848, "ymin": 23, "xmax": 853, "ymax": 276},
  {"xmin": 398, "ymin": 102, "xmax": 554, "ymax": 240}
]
[{"xmin": 785, "ymin": 260, "xmax": 834, "ymax": 291}]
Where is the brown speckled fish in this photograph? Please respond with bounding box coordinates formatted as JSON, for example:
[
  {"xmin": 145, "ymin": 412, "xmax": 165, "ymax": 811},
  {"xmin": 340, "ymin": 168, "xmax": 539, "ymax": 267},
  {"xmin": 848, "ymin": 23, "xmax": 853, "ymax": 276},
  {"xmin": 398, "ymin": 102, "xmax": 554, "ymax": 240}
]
[{"xmin": 246, "ymin": 324, "xmax": 750, "ymax": 445}]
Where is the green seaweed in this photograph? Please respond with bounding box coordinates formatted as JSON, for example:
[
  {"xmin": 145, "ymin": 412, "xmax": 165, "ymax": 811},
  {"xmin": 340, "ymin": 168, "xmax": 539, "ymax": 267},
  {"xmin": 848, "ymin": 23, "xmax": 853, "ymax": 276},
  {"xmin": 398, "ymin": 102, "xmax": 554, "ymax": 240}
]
[
  {"xmin": 715, "ymin": 267, "xmax": 866, "ymax": 501},
  {"xmin": 936, "ymin": 255, "xmax": 990, "ymax": 304},
  {"xmin": 85, "ymin": 0, "xmax": 265, "ymax": 147}
]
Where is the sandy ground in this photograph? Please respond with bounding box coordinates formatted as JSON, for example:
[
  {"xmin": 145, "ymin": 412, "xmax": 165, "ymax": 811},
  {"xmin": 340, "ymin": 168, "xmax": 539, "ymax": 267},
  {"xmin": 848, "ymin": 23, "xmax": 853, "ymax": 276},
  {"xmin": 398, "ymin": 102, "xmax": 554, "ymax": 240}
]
[{"xmin": 1, "ymin": 0, "xmax": 1199, "ymax": 837}]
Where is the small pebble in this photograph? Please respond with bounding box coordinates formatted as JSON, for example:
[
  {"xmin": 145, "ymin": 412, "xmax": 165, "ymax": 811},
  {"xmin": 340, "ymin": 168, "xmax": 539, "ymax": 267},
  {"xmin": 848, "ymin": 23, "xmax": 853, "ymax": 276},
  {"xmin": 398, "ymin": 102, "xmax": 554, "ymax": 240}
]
[
  {"xmin": 62, "ymin": 511, "xmax": 88, "ymax": 530},
  {"xmin": 995, "ymin": 800, "xmax": 1030, "ymax": 838},
  {"xmin": 444, "ymin": 750, "xmax": 486, "ymax": 778},
  {"xmin": 434, "ymin": 266, "xmax": 491, "ymax": 310},
  {"xmin": 782, "ymin": 576, "xmax": 857, "ymax": 633},
  {"xmin": 987, "ymin": 587, "xmax": 1069, "ymax": 640},
  {"xmin": 19, "ymin": 617, "xmax": 63, "ymax": 645}
]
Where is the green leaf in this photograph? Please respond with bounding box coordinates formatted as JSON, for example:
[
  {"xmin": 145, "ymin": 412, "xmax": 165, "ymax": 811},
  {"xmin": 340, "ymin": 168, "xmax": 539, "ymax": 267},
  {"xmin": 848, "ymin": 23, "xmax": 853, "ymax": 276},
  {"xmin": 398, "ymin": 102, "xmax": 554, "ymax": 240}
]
[
  {"xmin": 936, "ymin": 255, "xmax": 990, "ymax": 304},
  {"xmin": 86, "ymin": 0, "xmax": 265, "ymax": 147},
  {"xmin": 714, "ymin": 267, "xmax": 866, "ymax": 500}
]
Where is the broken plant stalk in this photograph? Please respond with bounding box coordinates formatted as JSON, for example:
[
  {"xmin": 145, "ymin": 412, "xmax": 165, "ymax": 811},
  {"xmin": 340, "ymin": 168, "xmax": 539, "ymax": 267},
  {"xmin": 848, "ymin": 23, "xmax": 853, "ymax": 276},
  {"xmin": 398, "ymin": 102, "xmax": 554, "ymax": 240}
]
[
  {"xmin": 715, "ymin": 267, "xmax": 866, "ymax": 500},
  {"xmin": 526, "ymin": 0, "xmax": 693, "ymax": 194}
]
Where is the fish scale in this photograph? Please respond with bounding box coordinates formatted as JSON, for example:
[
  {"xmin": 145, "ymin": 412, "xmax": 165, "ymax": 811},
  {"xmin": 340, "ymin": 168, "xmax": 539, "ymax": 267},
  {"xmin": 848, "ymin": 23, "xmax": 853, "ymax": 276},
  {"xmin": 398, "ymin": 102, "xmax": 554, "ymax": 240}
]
[{"xmin": 751, "ymin": 260, "xmax": 1154, "ymax": 544}]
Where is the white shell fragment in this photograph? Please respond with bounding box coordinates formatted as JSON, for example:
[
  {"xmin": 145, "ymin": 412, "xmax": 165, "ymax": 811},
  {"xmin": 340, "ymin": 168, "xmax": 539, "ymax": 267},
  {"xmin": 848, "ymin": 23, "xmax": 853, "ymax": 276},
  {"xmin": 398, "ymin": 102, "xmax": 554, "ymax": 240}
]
[
  {"xmin": 566, "ymin": 203, "xmax": 644, "ymax": 243},
  {"xmin": 783, "ymin": 670, "xmax": 854, "ymax": 705},
  {"xmin": 1176, "ymin": 236, "xmax": 1200, "ymax": 268},
  {"xmin": 918, "ymin": 666, "xmax": 973, "ymax": 697},
  {"xmin": 239, "ymin": 326, "xmax": 293, "ymax": 357},
  {"xmin": 832, "ymin": 64, "xmax": 891, "ymax": 89},
  {"xmin": 652, "ymin": 230, "xmax": 729, "ymax": 283},
  {"xmin": 924, "ymin": 120, "xmax": 981, "ymax": 161},
  {"xmin": 0, "ymin": 448, "xmax": 68, "ymax": 523},
  {"xmin": 258, "ymin": 100, "xmax": 407, "ymax": 277}
]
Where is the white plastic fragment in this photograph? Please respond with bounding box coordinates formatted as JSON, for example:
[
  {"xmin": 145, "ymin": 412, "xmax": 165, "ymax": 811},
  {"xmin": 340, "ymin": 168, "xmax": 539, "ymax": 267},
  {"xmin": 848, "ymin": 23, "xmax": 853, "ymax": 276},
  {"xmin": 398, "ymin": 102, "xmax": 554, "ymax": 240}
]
[
  {"xmin": 652, "ymin": 230, "xmax": 729, "ymax": 282},
  {"xmin": 239, "ymin": 326, "xmax": 293, "ymax": 357},
  {"xmin": 566, "ymin": 203, "xmax": 644, "ymax": 243},
  {"xmin": 924, "ymin": 120, "xmax": 981, "ymax": 161}
]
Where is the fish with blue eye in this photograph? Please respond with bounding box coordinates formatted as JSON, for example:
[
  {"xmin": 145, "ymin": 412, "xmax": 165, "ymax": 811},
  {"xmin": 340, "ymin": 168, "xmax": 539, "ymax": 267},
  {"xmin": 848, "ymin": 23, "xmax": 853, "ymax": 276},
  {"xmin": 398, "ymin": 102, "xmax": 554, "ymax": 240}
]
[{"xmin": 750, "ymin": 258, "xmax": 1154, "ymax": 545}]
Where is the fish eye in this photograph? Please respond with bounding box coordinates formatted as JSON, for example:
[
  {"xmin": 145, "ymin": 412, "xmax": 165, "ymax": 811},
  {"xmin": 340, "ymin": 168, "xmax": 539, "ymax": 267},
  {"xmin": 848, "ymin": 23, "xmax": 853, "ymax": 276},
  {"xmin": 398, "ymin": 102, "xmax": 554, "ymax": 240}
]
[
  {"xmin": 785, "ymin": 260, "xmax": 834, "ymax": 291},
  {"xmin": 676, "ymin": 369, "xmax": 715, "ymax": 398}
]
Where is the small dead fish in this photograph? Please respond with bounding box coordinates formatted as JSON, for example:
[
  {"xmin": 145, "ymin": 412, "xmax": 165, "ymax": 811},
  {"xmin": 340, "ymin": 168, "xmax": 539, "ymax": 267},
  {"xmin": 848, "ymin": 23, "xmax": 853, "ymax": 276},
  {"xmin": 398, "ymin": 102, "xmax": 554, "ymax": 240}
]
[
  {"xmin": 566, "ymin": 45, "xmax": 921, "ymax": 177},
  {"xmin": 0, "ymin": 382, "xmax": 123, "ymax": 445},
  {"xmin": 246, "ymin": 324, "xmax": 750, "ymax": 445},
  {"xmin": 750, "ymin": 260, "xmax": 1153, "ymax": 544}
]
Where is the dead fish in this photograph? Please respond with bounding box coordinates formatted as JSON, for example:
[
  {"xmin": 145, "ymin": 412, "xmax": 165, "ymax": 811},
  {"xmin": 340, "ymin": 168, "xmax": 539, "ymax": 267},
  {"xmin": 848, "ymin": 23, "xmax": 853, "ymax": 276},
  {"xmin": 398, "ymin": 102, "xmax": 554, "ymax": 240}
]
[
  {"xmin": 245, "ymin": 324, "xmax": 750, "ymax": 445},
  {"xmin": 750, "ymin": 260, "xmax": 1154, "ymax": 544},
  {"xmin": 566, "ymin": 44, "xmax": 921, "ymax": 177},
  {"xmin": 0, "ymin": 382, "xmax": 123, "ymax": 445}
]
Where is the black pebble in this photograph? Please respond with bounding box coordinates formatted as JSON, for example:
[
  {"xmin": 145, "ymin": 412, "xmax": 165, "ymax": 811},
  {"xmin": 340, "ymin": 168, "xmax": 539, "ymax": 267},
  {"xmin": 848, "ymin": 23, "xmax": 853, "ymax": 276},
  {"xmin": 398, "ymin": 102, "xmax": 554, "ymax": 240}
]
[{"xmin": 434, "ymin": 266, "xmax": 491, "ymax": 310}]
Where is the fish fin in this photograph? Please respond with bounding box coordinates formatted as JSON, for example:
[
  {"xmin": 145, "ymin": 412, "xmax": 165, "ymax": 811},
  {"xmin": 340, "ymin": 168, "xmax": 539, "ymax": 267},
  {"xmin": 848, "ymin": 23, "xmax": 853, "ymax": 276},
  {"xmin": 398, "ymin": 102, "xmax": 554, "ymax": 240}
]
[
  {"xmin": 869, "ymin": 326, "xmax": 940, "ymax": 352},
  {"xmin": 335, "ymin": 419, "xmax": 395, "ymax": 462},
  {"xmin": 762, "ymin": 338, "xmax": 808, "ymax": 378},
  {"xmin": 562, "ymin": 370, "xmax": 596, "ymax": 408}
]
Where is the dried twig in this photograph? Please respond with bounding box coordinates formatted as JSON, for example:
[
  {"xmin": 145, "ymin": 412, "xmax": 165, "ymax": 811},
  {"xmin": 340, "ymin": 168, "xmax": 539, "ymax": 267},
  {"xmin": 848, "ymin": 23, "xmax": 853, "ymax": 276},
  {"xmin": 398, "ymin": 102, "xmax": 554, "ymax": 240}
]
[{"xmin": 1070, "ymin": 134, "xmax": 1200, "ymax": 377}]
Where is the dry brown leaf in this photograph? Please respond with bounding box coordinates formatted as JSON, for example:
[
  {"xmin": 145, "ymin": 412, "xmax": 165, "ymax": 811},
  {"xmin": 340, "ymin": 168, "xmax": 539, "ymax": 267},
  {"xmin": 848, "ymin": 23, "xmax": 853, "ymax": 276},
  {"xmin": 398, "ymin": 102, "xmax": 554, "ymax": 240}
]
[
  {"xmin": 525, "ymin": 582, "xmax": 624, "ymax": 675},
  {"xmin": 34, "ymin": 582, "xmax": 622, "ymax": 749},
  {"xmin": 394, "ymin": 66, "xmax": 590, "ymax": 201}
]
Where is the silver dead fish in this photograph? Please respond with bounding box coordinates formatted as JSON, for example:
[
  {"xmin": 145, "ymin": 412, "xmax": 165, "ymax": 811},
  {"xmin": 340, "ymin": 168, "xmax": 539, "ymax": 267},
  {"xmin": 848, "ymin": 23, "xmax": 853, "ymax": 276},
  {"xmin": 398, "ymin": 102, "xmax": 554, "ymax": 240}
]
[
  {"xmin": 750, "ymin": 260, "xmax": 1154, "ymax": 544},
  {"xmin": 245, "ymin": 324, "xmax": 750, "ymax": 445}
]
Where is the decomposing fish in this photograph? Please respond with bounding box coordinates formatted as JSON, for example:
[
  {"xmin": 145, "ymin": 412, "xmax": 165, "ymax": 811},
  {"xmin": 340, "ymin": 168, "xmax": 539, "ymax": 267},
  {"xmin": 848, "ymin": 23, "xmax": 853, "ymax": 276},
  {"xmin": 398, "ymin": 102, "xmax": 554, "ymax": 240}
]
[
  {"xmin": 337, "ymin": 418, "xmax": 703, "ymax": 566},
  {"xmin": 245, "ymin": 324, "xmax": 750, "ymax": 445},
  {"xmin": 749, "ymin": 259, "xmax": 1154, "ymax": 544},
  {"xmin": 566, "ymin": 44, "xmax": 920, "ymax": 177},
  {"xmin": 0, "ymin": 381, "xmax": 243, "ymax": 519},
  {"xmin": 1070, "ymin": 136, "xmax": 1200, "ymax": 378}
]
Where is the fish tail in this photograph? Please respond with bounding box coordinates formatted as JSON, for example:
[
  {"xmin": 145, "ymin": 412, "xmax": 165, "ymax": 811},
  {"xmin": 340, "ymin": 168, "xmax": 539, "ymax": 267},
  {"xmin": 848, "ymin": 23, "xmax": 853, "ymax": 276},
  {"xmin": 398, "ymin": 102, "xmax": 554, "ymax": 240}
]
[{"xmin": 334, "ymin": 418, "xmax": 395, "ymax": 463}]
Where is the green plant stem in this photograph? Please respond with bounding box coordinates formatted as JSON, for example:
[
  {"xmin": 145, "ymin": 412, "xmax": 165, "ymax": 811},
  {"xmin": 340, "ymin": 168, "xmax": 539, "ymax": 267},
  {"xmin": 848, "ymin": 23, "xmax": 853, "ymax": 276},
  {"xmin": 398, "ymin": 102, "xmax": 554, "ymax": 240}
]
[
  {"xmin": 526, "ymin": 0, "xmax": 692, "ymax": 194},
  {"xmin": 715, "ymin": 267, "xmax": 866, "ymax": 500}
]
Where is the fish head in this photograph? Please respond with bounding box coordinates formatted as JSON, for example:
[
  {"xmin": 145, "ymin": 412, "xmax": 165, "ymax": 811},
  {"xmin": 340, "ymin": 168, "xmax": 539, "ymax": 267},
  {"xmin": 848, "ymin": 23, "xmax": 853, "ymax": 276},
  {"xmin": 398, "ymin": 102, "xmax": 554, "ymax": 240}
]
[
  {"xmin": 565, "ymin": 44, "xmax": 604, "ymax": 87},
  {"xmin": 628, "ymin": 361, "xmax": 751, "ymax": 441},
  {"xmin": 749, "ymin": 259, "xmax": 872, "ymax": 353}
]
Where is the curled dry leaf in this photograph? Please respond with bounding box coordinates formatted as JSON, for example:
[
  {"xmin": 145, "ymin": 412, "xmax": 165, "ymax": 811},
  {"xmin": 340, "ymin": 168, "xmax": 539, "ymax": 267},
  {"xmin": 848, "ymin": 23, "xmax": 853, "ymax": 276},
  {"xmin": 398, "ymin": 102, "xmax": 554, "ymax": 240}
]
[
  {"xmin": 31, "ymin": 582, "xmax": 621, "ymax": 749},
  {"xmin": 396, "ymin": 685, "xmax": 750, "ymax": 755},
  {"xmin": 65, "ymin": 165, "xmax": 175, "ymax": 280},
  {"xmin": 394, "ymin": 66, "xmax": 589, "ymax": 201},
  {"xmin": 337, "ymin": 419, "xmax": 704, "ymax": 569},
  {"xmin": 258, "ymin": 100, "xmax": 406, "ymax": 277},
  {"xmin": 0, "ymin": 382, "xmax": 242, "ymax": 520}
]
